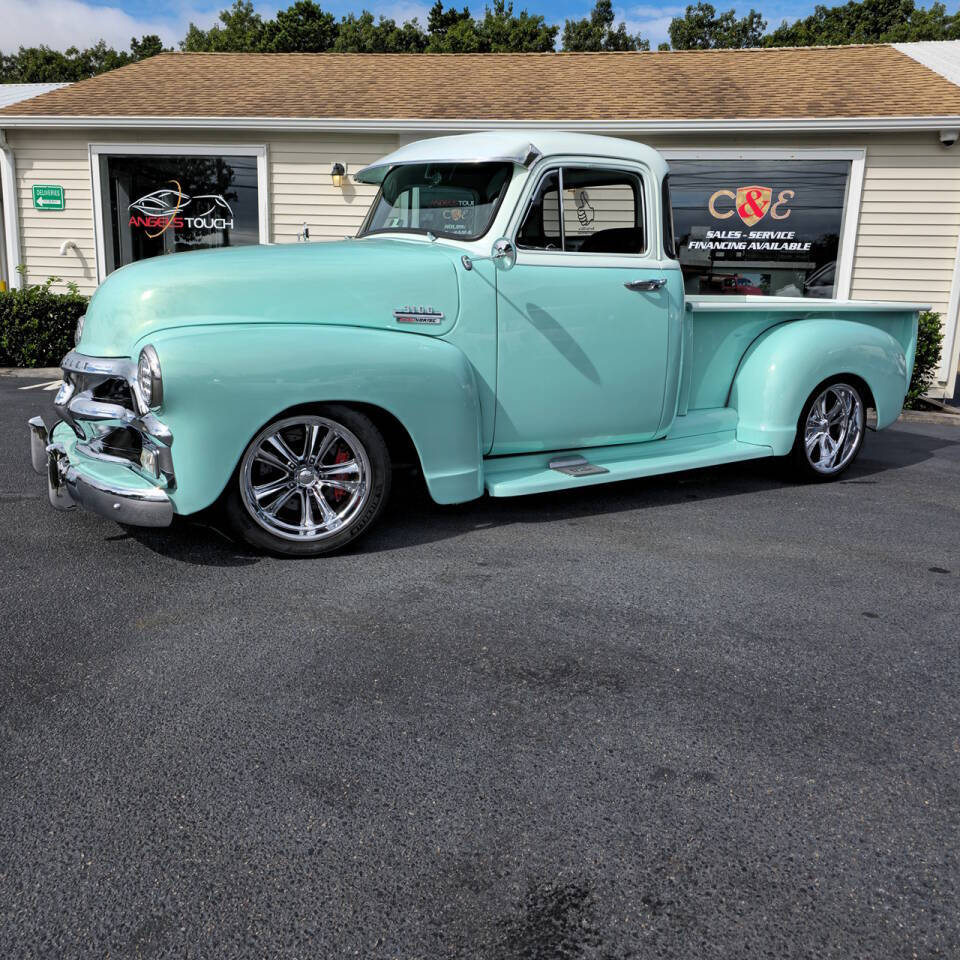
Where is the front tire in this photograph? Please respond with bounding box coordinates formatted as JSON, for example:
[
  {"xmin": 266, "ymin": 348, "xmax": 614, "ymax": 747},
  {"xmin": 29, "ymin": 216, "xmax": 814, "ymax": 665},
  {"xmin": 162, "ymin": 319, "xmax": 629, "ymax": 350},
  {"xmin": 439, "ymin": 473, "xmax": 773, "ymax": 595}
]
[
  {"xmin": 225, "ymin": 406, "xmax": 391, "ymax": 556},
  {"xmin": 788, "ymin": 378, "xmax": 866, "ymax": 481}
]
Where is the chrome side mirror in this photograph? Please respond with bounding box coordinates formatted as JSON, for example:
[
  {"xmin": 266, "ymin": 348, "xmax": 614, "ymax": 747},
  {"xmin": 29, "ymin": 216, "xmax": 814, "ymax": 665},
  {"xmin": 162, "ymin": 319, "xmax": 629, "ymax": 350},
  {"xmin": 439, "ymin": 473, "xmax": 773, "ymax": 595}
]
[{"xmin": 461, "ymin": 237, "xmax": 516, "ymax": 272}]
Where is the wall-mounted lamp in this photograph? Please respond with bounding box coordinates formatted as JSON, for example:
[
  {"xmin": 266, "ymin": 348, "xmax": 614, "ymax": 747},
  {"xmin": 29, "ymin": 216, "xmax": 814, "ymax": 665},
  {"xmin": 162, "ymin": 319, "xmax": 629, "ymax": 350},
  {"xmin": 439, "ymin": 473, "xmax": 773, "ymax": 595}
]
[{"xmin": 331, "ymin": 162, "xmax": 346, "ymax": 187}]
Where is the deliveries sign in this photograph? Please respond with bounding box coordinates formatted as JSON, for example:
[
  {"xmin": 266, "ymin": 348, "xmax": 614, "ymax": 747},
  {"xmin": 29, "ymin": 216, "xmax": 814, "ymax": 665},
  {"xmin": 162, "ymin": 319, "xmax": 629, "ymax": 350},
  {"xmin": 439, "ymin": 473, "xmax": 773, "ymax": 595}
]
[{"xmin": 32, "ymin": 184, "xmax": 65, "ymax": 211}]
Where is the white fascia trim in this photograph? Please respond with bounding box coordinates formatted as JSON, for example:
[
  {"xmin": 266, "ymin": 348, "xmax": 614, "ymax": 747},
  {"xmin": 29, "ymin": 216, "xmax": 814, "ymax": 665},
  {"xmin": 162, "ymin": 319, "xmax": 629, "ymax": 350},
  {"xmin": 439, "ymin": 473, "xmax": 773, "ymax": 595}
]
[{"xmin": 2, "ymin": 114, "xmax": 960, "ymax": 132}]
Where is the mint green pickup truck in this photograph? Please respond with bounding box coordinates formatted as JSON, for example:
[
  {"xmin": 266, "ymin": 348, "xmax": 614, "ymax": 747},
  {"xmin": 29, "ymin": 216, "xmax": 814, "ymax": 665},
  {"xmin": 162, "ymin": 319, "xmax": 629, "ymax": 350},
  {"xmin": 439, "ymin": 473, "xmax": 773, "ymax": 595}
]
[{"xmin": 30, "ymin": 132, "xmax": 924, "ymax": 556}]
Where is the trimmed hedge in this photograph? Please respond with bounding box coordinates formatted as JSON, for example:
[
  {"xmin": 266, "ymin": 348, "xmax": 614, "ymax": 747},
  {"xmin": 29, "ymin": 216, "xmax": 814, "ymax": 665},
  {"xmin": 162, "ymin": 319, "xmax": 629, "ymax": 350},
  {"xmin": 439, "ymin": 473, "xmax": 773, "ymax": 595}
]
[
  {"xmin": 906, "ymin": 310, "xmax": 945, "ymax": 409},
  {"xmin": 0, "ymin": 276, "xmax": 88, "ymax": 368}
]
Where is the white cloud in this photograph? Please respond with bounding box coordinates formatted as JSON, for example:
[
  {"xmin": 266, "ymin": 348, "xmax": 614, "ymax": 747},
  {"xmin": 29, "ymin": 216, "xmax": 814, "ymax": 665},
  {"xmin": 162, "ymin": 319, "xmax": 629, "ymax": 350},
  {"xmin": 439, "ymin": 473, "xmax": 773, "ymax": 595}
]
[
  {"xmin": 0, "ymin": 0, "xmax": 439, "ymax": 53},
  {"xmin": 374, "ymin": 0, "xmax": 431, "ymax": 24},
  {"xmin": 0, "ymin": 0, "xmax": 225, "ymax": 52},
  {"xmin": 619, "ymin": 4, "xmax": 685, "ymax": 47}
]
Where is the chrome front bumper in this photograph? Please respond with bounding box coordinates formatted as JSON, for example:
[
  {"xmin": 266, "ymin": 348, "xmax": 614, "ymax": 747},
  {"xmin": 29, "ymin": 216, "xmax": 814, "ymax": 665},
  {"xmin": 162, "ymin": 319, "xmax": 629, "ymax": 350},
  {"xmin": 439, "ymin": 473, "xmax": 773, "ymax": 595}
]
[
  {"xmin": 29, "ymin": 417, "xmax": 173, "ymax": 527},
  {"xmin": 29, "ymin": 352, "xmax": 176, "ymax": 528}
]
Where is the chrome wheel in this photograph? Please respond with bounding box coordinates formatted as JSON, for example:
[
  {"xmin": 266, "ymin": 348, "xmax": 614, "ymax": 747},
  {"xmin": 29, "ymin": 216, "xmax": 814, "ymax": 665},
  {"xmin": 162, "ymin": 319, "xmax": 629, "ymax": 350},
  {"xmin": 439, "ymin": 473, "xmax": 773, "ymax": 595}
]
[
  {"xmin": 803, "ymin": 382, "xmax": 864, "ymax": 475},
  {"xmin": 239, "ymin": 415, "xmax": 371, "ymax": 542}
]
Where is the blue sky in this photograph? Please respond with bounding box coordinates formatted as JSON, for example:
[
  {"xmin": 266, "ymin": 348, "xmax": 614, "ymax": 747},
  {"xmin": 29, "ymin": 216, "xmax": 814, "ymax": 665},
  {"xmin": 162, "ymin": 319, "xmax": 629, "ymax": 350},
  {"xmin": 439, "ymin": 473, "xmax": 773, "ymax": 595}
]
[{"xmin": 0, "ymin": 0, "xmax": 835, "ymax": 55}]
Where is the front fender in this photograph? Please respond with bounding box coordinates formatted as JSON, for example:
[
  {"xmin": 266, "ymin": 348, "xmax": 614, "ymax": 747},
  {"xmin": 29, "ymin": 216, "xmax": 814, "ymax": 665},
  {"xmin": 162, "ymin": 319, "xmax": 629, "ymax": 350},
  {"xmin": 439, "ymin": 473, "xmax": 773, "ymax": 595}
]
[
  {"xmin": 729, "ymin": 319, "xmax": 908, "ymax": 455},
  {"xmin": 144, "ymin": 324, "xmax": 484, "ymax": 515}
]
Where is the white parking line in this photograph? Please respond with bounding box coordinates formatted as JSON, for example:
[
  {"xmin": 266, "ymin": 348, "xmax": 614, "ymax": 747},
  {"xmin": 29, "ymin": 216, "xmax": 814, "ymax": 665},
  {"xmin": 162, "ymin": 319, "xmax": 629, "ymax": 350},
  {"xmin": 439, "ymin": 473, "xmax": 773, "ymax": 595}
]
[{"xmin": 18, "ymin": 380, "xmax": 63, "ymax": 391}]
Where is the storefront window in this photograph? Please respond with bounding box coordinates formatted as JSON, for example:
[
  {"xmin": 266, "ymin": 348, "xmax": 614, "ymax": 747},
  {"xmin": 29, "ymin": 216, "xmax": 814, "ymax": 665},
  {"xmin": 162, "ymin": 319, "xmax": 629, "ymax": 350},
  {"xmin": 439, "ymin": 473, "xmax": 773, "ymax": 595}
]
[
  {"xmin": 668, "ymin": 159, "xmax": 850, "ymax": 298},
  {"xmin": 98, "ymin": 153, "xmax": 260, "ymax": 274}
]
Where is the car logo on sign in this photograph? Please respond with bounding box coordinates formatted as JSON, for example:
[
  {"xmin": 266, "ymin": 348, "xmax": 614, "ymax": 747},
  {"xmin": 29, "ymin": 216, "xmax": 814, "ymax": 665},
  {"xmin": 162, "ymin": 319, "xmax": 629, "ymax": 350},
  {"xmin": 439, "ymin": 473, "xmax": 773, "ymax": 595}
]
[{"xmin": 735, "ymin": 186, "xmax": 773, "ymax": 227}]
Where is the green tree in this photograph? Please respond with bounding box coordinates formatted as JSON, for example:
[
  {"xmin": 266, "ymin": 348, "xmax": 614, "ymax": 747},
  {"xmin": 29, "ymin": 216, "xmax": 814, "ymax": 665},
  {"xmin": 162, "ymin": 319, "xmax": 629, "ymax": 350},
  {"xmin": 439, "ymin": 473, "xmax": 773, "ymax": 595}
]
[
  {"xmin": 431, "ymin": 17, "xmax": 484, "ymax": 50},
  {"xmin": 668, "ymin": 1, "xmax": 766, "ymax": 48},
  {"xmin": 182, "ymin": 0, "xmax": 267, "ymax": 52},
  {"xmin": 424, "ymin": 0, "xmax": 556, "ymax": 51},
  {"xmin": 427, "ymin": 0, "xmax": 474, "ymax": 44},
  {"xmin": 261, "ymin": 1, "xmax": 338, "ymax": 51},
  {"xmin": 765, "ymin": 0, "xmax": 960, "ymax": 45},
  {"xmin": 0, "ymin": 47, "xmax": 76, "ymax": 82},
  {"xmin": 0, "ymin": 35, "xmax": 168, "ymax": 83},
  {"xmin": 332, "ymin": 11, "xmax": 428, "ymax": 51},
  {"xmin": 476, "ymin": 0, "xmax": 558, "ymax": 51},
  {"xmin": 562, "ymin": 0, "xmax": 649, "ymax": 51},
  {"xmin": 130, "ymin": 35, "xmax": 167, "ymax": 60}
]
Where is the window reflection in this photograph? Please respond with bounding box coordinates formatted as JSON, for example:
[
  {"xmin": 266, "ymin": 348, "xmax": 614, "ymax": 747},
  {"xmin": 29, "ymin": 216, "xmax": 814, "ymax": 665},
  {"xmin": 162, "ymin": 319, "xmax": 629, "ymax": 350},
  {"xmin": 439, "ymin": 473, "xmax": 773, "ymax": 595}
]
[
  {"xmin": 100, "ymin": 153, "xmax": 260, "ymax": 274},
  {"xmin": 668, "ymin": 160, "xmax": 850, "ymax": 298}
]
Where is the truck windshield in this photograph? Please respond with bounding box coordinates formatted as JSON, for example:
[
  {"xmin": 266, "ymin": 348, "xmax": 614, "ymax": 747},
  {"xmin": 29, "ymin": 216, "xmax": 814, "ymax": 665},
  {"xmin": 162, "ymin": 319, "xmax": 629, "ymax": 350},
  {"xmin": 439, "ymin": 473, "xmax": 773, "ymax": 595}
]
[{"xmin": 359, "ymin": 162, "xmax": 513, "ymax": 241}]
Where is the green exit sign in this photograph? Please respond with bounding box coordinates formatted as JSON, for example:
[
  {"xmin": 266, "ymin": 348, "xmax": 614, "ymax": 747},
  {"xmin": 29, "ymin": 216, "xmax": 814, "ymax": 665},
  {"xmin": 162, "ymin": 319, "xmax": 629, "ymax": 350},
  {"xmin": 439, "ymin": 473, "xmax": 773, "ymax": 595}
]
[{"xmin": 32, "ymin": 184, "xmax": 65, "ymax": 211}]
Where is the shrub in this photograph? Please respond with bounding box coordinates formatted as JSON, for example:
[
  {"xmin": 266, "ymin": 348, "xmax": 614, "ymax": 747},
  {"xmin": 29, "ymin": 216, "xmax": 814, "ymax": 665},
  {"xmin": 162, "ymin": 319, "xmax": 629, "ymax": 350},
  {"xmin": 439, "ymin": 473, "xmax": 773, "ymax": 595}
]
[
  {"xmin": 0, "ymin": 275, "xmax": 89, "ymax": 367},
  {"xmin": 905, "ymin": 310, "xmax": 945, "ymax": 409}
]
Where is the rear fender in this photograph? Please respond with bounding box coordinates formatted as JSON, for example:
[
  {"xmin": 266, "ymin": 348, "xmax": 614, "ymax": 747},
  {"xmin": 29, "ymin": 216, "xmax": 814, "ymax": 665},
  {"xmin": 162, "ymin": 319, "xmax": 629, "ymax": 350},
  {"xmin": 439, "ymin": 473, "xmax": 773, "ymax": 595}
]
[
  {"xmin": 729, "ymin": 318, "xmax": 907, "ymax": 455},
  {"xmin": 144, "ymin": 324, "xmax": 484, "ymax": 515}
]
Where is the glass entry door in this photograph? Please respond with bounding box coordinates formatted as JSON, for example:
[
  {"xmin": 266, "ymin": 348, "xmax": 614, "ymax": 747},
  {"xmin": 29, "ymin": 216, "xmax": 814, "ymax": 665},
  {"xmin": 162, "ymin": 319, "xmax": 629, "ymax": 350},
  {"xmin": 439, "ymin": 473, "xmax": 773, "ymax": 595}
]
[{"xmin": 98, "ymin": 152, "xmax": 261, "ymax": 275}]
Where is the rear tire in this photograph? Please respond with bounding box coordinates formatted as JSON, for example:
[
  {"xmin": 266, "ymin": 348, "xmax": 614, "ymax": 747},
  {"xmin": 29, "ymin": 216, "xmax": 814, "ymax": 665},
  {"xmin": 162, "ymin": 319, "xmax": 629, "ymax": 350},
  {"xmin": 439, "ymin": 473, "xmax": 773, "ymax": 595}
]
[
  {"xmin": 787, "ymin": 377, "xmax": 866, "ymax": 482},
  {"xmin": 225, "ymin": 405, "xmax": 391, "ymax": 557}
]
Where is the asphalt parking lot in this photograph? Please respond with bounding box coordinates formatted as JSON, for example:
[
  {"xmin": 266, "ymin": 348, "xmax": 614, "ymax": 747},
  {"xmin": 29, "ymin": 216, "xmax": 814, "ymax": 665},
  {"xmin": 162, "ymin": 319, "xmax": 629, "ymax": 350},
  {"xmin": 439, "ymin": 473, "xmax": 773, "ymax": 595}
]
[{"xmin": 1, "ymin": 372, "xmax": 959, "ymax": 960}]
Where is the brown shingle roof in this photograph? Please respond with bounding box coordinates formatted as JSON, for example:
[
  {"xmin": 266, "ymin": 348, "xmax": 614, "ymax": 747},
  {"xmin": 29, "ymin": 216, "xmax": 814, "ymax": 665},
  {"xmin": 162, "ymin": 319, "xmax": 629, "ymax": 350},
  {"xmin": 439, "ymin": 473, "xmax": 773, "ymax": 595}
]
[{"xmin": 2, "ymin": 46, "xmax": 959, "ymax": 121}]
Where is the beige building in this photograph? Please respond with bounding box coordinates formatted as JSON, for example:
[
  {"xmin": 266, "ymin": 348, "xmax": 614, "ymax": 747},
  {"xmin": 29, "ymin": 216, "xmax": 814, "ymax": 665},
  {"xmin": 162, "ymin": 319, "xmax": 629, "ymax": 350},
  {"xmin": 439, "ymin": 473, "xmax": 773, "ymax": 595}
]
[{"xmin": 2, "ymin": 45, "xmax": 960, "ymax": 395}]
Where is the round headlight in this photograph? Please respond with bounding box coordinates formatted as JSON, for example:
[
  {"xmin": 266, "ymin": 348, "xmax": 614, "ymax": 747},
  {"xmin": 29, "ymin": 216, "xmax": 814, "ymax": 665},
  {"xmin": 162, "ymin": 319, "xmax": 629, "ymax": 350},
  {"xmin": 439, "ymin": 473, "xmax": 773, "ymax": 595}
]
[
  {"xmin": 137, "ymin": 345, "xmax": 163, "ymax": 409},
  {"xmin": 74, "ymin": 313, "xmax": 86, "ymax": 346}
]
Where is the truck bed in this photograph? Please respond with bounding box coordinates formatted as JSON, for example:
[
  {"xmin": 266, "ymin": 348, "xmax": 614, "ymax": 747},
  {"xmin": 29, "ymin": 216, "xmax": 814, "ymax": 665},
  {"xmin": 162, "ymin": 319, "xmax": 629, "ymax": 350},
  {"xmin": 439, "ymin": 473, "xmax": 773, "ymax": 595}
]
[{"xmin": 678, "ymin": 296, "xmax": 926, "ymax": 417}]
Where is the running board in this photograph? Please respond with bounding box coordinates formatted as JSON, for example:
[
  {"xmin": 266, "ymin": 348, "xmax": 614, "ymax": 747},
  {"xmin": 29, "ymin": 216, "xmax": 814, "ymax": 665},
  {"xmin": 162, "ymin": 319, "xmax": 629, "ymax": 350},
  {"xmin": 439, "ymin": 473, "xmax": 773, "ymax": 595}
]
[{"xmin": 483, "ymin": 433, "xmax": 772, "ymax": 498}]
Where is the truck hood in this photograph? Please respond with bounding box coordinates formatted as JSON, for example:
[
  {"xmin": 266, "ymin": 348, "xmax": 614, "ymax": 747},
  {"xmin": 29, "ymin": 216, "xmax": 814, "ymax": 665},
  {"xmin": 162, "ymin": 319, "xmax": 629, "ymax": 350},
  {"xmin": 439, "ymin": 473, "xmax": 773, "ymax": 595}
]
[{"xmin": 78, "ymin": 238, "xmax": 462, "ymax": 357}]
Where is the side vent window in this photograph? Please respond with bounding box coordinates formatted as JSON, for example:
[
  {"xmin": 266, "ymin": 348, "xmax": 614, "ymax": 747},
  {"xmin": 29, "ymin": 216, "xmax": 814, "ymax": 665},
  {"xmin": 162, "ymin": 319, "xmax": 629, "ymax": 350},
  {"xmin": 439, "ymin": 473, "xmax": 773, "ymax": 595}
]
[{"xmin": 662, "ymin": 175, "xmax": 677, "ymax": 260}]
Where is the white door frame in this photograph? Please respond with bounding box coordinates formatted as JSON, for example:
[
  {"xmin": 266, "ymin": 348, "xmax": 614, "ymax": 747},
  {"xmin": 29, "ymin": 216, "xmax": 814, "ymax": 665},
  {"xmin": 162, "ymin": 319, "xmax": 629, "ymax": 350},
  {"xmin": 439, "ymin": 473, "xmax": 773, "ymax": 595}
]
[
  {"xmin": 88, "ymin": 142, "xmax": 270, "ymax": 283},
  {"xmin": 937, "ymin": 236, "xmax": 960, "ymax": 386},
  {"xmin": 0, "ymin": 138, "xmax": 21, "ymax": 290},
  {"xmin": 0, "ymin": 178, "xmax": 7, "ymax": 289},
  {"xmin": 658, "ymin": 147, "xmax": 866, "ymax": 300}
]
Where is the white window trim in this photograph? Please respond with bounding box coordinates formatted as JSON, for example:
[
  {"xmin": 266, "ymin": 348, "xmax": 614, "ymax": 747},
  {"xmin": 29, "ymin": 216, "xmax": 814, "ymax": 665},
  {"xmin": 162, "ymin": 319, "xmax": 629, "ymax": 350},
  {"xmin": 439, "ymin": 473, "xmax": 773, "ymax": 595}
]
[
  {"xmin": 659, "ymin": 147, "xmax": 866, "ymax": 301},
  {"xmin": 88, "ymin": 142, "xmax": 270, "ymax": 283}
]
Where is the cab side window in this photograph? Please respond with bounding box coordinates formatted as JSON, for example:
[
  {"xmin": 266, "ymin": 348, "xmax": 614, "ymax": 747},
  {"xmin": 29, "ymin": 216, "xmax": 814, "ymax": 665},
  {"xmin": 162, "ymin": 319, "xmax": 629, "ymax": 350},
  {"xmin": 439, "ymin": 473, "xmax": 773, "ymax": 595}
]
[
  {"xmin": 563, "ymin": 168, "xmax": 645, "ymax": 255},
  {"xmin": 517, "ymin": 171, "xmax": 562, "ymax": 250},
  {"xmin": 517, "ymin": 167, "xmax": 646, "ymax": 256}
]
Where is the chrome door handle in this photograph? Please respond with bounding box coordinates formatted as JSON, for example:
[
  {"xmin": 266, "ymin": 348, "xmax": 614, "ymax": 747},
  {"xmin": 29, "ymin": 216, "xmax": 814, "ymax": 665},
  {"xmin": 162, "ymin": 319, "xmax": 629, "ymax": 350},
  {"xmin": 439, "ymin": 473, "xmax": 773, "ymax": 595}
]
[{"xmin": 624, "ymin": 278, "xmax": 667, "ymax": 292}]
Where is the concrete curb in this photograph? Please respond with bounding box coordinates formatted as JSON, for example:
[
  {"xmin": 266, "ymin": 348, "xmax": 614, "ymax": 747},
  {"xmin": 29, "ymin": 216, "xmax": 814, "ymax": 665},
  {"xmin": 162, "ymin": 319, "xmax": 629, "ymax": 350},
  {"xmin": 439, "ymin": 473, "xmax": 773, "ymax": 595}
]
[
  {"xmin": 0, "ymin": 368, "xmax": 61, "ymax": 378},
  {"xmin": 896, "ymin": 409, "xmax": 960, "ymax": 425}
]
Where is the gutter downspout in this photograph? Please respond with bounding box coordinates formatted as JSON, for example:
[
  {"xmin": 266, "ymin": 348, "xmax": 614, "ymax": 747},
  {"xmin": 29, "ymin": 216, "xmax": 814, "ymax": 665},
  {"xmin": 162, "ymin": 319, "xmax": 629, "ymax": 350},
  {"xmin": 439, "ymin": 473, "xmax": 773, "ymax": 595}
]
[{"xmin": 0, "ymin": 128, "xmax": 23, "ymax": 290}]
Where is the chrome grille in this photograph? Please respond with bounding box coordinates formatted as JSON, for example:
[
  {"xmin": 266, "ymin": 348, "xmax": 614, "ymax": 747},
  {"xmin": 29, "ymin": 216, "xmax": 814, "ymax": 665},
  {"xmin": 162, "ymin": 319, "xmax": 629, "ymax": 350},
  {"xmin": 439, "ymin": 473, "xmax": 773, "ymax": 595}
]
[{"xmin": 54, "ymin": 350, "xmax": 175, "ymax": 486}]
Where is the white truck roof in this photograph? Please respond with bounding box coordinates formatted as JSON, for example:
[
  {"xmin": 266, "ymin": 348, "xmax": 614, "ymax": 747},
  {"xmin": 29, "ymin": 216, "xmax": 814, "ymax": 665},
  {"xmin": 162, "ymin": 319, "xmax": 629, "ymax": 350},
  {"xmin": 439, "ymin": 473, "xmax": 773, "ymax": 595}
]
[{"xmin": 354, "ymin": 131, "xmax": 670, "ymax": 184}]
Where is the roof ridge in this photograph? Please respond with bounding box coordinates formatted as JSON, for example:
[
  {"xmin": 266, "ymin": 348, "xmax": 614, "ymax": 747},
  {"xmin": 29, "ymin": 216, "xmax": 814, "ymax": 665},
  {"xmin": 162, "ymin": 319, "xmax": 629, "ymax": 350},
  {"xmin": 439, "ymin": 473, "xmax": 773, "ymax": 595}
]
[{"xmin": 162, "ymin": 43, "xmax": 903, "ymax": 56}]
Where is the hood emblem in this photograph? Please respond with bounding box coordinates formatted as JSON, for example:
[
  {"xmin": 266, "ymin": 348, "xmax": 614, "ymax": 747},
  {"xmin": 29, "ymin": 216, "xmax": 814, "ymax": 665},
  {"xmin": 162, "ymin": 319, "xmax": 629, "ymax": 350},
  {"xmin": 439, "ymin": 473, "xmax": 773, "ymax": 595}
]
[{"xmin": 393, "ymin": 306, "xmax": 445, "ymax": 325}]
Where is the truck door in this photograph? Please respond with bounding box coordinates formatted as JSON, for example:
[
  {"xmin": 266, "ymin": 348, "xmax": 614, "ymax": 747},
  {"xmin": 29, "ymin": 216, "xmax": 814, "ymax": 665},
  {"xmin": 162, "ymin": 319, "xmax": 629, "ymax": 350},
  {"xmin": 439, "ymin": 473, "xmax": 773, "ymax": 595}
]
[{"xmin": 492, "ymin": 163, "xmax": 678, "ymax": 455}]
